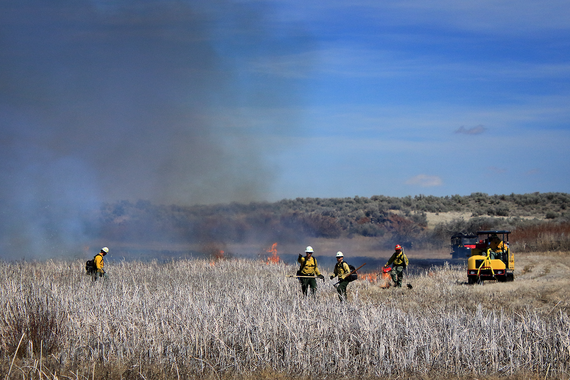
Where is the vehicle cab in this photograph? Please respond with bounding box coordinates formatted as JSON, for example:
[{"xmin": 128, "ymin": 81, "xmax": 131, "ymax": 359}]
[{"xmin": 450, "ymin": 233, "xmax": 478, "ymax": 259}]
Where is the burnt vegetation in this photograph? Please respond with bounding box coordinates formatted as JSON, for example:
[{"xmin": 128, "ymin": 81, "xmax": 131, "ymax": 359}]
[{"xmin": 92, "ymin": 192, "xmax": 570, "ymax": 251}]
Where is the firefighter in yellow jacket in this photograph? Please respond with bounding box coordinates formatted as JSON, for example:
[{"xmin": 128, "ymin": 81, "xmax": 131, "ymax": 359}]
[
  {"xmin": 297, "ymin": 246, "xmax": 324, "ymax": 295},
  {"xmin": 93, "ymin": 247, "xmax": 109, "ymax": 280},
  {"xmin": 489, "ymin": 234, "xmax": 506, "ymax": 260},
  {"xmin": 330, "ymin": 251, "xmax": 351, "ymax": 301},
  {"xmin": 384, "ymin": 244, "xmax": 408, "ymax": 288}
]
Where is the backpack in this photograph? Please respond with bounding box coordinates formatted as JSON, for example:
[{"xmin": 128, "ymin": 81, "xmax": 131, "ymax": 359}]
[
  {"xmin": 85, "ymin": 259, "xmax": 97, "ymax": 275},
  {"xmin": 345, "ymin": 263, "xmax": 358, "ymax": 282},
  {"xmin": 297, "ymin": 256, "xmax": 318, "ymax": 278}
]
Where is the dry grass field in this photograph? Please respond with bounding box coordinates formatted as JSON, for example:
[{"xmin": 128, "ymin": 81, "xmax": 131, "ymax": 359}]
[{"xmin": 1, "ymin": 250, "xmax": 569, "ymax": 380}]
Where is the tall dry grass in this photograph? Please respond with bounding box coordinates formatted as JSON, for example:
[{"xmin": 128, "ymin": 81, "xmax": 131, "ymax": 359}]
[
  {"xmin": 511, "ymin": 222, "xmax": 570, "ymax": 252},
  {"xmin": 0, "ymin": 259, "xmax": 569, "ymax": 379}
]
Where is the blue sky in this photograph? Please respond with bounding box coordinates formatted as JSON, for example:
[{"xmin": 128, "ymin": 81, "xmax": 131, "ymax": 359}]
[
  {"xmin": 252, "ymin": 1, "xmax": 570, "ymax": 200},
  {"xmin": 2, "ymin": 0, "xmax": 569, "ymax": 208}
]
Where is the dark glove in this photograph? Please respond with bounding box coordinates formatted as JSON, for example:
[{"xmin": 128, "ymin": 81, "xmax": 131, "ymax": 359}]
[
  {"xmin": 318, "ymin": 274, "xmax": 325, "ymax": 282},
  {"xmin": 330, "ymin": 275, "xmax": 334, "ymax": 280},
  {"xmin": 298, "ymin": 254, "xmax": 303, "ymax": 259}
]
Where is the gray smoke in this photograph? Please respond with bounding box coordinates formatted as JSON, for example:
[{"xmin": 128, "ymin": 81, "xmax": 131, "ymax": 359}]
[{"xmin": 0, "ymin": 1, "xmax": 307, "ymax": 258}]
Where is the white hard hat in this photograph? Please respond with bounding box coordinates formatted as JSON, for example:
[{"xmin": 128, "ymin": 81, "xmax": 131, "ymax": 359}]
[
  {"xmin": 101, "ymin": 247, "xmax": 109, "ymax": 253},
  {"xmin": 305, "ymin": 246, "xmax": 314, "ymax": 253},
  {"xmin": 336, "ymin": 251, "xmax": 344, "ymax": 258}
]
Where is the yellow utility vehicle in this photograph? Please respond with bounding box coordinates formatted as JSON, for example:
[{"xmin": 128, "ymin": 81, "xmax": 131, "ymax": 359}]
[{"xmin": 467, "ymin": 230, "xmax": 514, "ymax": 284}]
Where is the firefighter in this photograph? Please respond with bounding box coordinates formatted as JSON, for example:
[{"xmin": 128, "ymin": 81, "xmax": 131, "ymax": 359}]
[
  {"xmin": 330, "ymin": 251, "xmax": 351, "ymax": 301},
  {"xmin": 93, "ymin": 247, "xmax": 109, "ymax": 280},
  {"xmin": 384, "ymin": 244, "xmax": 408, "ymax": 288},
  {"xmin": 297, "ymin": 246, "xmax": 324, "ymax": 295},
  {"xmin": 489, "ymin": 234, "xmax": 506, "ymax": 260}
]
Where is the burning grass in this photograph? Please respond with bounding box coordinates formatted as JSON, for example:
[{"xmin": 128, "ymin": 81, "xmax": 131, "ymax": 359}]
[
  {"xmin": 360, "ymin": 269, "xmax": 392, "ymax": 288},
  {"xmin": 0, "ymin": 257, "xmax": 569, "ymax": 379},
  {"xmin": 265, "ymin": 242, "xmax": 280, "ymax": 264}
]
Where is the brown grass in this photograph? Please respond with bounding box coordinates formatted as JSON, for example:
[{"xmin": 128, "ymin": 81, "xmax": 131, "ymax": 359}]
[{"xmin": 511, "ymin": 222, "xmax": 570, "ymax": 252}]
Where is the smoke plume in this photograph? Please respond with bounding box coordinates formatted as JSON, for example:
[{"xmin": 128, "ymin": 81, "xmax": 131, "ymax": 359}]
[{"xmin": 0, "ymin": 1, "xmax": 306, "ymax": 258}]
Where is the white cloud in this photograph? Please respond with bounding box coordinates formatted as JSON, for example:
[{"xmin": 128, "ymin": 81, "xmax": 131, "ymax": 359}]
[
  {"xmin": 405, "ymin": 174, "xmax": 443, "ymax": 187},
  {"xmin": 297, "ymin": 0, "xmax": 570, "ymax": 34},
  {"xmin": 249, "ymin": 43, "xmax": 570, "ymax": 84},
  {"xmin": 395, "ymin": 0, "xmax": 570, "ymax": 33}
]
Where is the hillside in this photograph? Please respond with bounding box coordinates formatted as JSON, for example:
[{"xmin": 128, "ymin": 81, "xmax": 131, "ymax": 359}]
[{"xmin": 91, "ymin": 192, "xmax": 570, "ymax": 255}]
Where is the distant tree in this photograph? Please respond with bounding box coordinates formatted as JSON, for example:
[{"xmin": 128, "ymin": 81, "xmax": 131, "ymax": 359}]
[
  {"xmin": 495, "ymin": 206, "xmax": 510, "ymax": 217},
  {"xmin": 410, "ymin": 212, "xmax": 428, "ymax": 227}
]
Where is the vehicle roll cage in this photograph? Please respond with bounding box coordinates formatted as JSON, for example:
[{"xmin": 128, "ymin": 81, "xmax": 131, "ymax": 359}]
[{"xmin": 476, "ymin": 230, "xmax": 510, "ymax": 246}]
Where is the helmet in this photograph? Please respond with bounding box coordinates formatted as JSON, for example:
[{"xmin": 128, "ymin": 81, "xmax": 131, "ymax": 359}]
[
  {"xmin": 395, "ymin": 244, "xmax": 402, "ymax": 251},
  {"xmin": 101, "ymin": 247, "xmax": 109, "ymax": 253},
  {"xmin": 305, "ymin": 246, "xmax": 314, "ymax": 253},
  {"xmin": 336, "ymin": 251, "xmax": 344, "ymax": 258}
]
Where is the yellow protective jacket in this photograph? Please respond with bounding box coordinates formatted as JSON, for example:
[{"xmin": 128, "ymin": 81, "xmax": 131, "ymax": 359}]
[
  {"xmin": 490, "ymin": 240, "xmax": 505, "ymax": 252},
  {"xmin": 333, "ymin": 261, "xmax": 350, "ymax": 280},
  {"xmin": 386, "ymin": 250, "xmax": 409, "ymax": 267},
  {"xmin": 94, "ymin": 253, "xmax": 105, "ymax": 274},
  {"xmin": 297, "ymin": 256, "xmax": 321, "ymax": 276}
]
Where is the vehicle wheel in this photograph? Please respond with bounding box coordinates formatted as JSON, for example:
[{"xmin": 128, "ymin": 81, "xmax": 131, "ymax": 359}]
[
  {"xmin": 468, "ymin": 276, "xmax": 476, "ymax": 285},
  {"xmin": 506, "ymin": 273, "xmax": 514, "ymax": 282}
]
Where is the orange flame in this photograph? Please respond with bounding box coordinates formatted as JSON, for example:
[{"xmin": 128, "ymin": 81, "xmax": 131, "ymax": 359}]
[
  {"xmin": 210, "ymin": 249, "xmax": 225, "ymax": 266},
  {"xmin": 265, "ymin": 242, "xmax": 280, "ymax": 264},
  {"xmin": 379, "ymin": 271, "xmax": 391, "ymax": 289},
  {"xmin": 361, "ymin": 273, "xmax": 378, "ymax": 283},
  {"xmin": 361, "ymin": 272, "xmax": 390, "ymax": 288}
]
